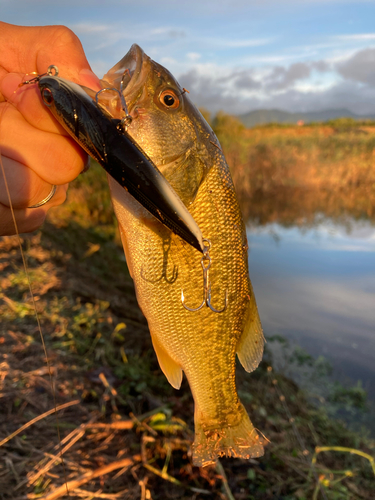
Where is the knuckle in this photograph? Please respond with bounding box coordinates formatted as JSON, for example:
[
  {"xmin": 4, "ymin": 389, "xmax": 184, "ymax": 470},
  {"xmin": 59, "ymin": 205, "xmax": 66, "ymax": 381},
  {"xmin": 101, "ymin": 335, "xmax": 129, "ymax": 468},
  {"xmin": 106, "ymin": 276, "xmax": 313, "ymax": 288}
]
[{"xmin": 47, "ymin": 25, "xmax": 81, "ymax": 49}]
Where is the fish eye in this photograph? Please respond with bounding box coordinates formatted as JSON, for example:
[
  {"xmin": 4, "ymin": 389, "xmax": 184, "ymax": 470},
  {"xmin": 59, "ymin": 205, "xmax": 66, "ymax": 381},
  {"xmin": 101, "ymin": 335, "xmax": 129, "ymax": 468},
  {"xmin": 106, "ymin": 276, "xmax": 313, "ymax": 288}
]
[
  {"xmin": 41, "ymin": 88, "xmax": 54, "ymax": 106},
  {"xmin": 159, "ymin": 89, "xmax": 179, "ymax": 109}
]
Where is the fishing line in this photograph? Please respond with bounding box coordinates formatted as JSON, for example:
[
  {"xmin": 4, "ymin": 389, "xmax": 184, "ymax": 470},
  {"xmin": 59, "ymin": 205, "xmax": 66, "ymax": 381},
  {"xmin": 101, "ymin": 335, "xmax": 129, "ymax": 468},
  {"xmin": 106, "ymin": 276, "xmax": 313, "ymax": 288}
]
[{"xmin": 0, "ymin": 96, "xmax": 70, "ymax": 497}]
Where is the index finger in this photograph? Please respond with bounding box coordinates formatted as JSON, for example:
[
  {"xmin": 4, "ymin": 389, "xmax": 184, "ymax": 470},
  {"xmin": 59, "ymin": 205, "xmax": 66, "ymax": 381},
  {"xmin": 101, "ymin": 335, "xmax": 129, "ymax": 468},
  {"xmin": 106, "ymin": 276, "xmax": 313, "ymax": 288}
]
[
  {"xmin": 0, "ymin": 23, "xmax": 101, "ymax": 134},
  {"xmin": 1, "ymin": 73, "xmax": 70, "ymax": 135},
  {"xmin": 0, "ymin": 23, "xmax": 98, "ymax": 84}
]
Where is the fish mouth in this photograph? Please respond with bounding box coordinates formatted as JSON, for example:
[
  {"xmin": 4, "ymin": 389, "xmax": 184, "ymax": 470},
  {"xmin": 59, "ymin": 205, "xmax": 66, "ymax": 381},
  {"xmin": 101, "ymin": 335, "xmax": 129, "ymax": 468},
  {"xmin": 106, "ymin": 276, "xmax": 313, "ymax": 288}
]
[
  {"xmin": 47, "ymin": 50, "xmax": 203, "ymax": 252},
  {"xmin": 101, "ymin": 44, "xmax": 149, "ymax": 117},
  {"xmin": 94, "ymin": 46, "xmax": 204, "ymax": 252}
]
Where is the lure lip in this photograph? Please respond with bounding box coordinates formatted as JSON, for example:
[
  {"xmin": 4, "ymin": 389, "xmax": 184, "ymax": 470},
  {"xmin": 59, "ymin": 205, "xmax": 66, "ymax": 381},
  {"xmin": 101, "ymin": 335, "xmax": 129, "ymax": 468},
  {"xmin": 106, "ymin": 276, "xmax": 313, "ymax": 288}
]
[{"xmin": 38, "ymin": 76, "xmax": 204, "ymax": 253}]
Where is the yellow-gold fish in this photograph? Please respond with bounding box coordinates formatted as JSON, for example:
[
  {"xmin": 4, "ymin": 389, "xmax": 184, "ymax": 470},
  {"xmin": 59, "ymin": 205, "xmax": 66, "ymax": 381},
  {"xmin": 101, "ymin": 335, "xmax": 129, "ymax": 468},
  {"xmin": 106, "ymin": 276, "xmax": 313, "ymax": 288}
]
[{"xmin": 101, "ymin": 44, "xmax": 265, "ymax": 466}]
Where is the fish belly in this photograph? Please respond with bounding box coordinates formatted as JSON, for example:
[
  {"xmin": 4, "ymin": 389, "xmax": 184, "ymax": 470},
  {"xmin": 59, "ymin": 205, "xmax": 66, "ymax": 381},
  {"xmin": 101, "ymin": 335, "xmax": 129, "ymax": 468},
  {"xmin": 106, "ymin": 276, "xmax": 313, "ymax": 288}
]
[{"xmin": 108, "ymin": 161, "xmax": 264, "ymax": 465}]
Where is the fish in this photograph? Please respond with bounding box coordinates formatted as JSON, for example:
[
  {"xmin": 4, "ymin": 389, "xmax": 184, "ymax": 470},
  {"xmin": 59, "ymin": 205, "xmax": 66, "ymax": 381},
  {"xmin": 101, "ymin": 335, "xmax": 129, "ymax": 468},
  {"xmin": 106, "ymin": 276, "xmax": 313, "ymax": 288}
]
[
  {"xmin": 36, "ymin": 71, "xmax": 204, "ymax": 253},
  {"xmin": 98, "ymin": 44, "xmax": 265, "ymax": 466}
]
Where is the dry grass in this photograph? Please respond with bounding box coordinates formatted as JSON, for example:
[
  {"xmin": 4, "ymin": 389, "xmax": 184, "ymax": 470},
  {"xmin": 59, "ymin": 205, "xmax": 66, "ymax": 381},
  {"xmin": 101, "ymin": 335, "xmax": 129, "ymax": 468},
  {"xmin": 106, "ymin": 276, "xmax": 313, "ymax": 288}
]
[
  {"xmin": 213, "ymin": 117, "xmax": 375, "ymax": 226},
  {"xmin": 1, "ymin": 120, "xmax": 375, "ymax": 498}
]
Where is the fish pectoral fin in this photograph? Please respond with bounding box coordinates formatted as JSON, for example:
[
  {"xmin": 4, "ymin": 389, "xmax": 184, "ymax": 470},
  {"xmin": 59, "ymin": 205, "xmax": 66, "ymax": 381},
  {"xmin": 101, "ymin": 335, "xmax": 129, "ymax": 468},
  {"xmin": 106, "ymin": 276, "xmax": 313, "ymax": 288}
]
[
  {"xmin": 151, "ymin": 333, "xmax": 183, "ymax": 390},
  {"xmin": 160, "ymin": 151, "xmax": 205, "ymax": 207},
  {"xmin": 236, "ymin": 285, "xmax": 265, "ymax": 373}
]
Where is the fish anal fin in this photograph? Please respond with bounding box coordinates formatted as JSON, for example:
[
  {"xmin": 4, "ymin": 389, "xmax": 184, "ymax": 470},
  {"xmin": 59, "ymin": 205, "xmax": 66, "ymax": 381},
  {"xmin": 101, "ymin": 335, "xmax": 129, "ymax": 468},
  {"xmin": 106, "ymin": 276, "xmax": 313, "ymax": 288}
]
[
  {"xmin": 151, "ymin": 334, "xmax": 183, "ymax": 390},
  {"xmin": 192, "ymin": 402, "xmax": 265, "ymax": 467},
  {"xmin": 236, "ymin": 285, "xmax": 265, "ymax": 373}
]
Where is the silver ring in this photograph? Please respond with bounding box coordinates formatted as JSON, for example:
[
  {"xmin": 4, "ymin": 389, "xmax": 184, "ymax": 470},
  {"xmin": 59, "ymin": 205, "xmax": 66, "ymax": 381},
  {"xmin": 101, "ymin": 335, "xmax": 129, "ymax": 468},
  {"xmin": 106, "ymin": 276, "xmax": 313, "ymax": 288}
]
[{"xmin": 28, "ymin": 185, "xmax": 57, "ymax": 208}]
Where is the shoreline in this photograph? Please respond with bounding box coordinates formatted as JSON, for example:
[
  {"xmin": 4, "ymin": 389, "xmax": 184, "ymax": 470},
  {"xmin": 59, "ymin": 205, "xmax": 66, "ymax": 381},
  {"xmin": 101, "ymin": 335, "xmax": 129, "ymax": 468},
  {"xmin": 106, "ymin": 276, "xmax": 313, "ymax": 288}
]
[{"xmin": 1, "ymin": 140, "xmax": 374, "ymax": 496}]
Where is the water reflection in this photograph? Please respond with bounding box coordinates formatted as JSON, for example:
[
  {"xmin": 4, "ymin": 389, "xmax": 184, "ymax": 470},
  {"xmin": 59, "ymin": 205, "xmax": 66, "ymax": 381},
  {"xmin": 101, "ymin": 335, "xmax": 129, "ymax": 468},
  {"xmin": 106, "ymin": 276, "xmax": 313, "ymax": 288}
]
[{"xmin": 247, "ymin": 219, "xmax": 375, "ymax": 400}]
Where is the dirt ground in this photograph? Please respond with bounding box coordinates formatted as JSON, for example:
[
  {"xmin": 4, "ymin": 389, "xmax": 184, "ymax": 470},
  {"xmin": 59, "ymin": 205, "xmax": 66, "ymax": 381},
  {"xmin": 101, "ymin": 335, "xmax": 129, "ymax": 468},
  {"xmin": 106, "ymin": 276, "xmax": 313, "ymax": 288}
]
[{"xmin": 1, "ymin": 171, "xmax": 374, "ymax": 499}]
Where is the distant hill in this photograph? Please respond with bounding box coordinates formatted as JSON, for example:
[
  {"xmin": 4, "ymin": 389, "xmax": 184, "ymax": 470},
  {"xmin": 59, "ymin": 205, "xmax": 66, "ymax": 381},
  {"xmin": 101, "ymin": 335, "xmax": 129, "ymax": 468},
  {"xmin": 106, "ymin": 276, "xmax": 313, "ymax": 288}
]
[{"xmin": 237, "ymin": 108, "xmax": 375, "ymax": 127}]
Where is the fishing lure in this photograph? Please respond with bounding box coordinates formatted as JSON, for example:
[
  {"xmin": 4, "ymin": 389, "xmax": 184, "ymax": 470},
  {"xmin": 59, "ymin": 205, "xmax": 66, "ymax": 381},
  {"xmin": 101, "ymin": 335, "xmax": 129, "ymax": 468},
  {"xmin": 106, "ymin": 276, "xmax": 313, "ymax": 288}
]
[
  {"xmin": 23, "ymin": 66, "xmax": 204, "ymax": 253},
  {"xmin": 22, "ymin": 66, "xmax": 229, "ymax": 315}
]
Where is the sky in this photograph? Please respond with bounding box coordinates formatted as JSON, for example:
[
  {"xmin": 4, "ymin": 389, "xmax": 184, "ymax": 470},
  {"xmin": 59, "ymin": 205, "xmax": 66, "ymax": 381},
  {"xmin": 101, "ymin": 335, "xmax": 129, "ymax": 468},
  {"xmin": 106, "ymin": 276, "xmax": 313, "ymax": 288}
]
[{"xmin": 3, "ymin": 0, "xmax": 375, "ymax": 115}]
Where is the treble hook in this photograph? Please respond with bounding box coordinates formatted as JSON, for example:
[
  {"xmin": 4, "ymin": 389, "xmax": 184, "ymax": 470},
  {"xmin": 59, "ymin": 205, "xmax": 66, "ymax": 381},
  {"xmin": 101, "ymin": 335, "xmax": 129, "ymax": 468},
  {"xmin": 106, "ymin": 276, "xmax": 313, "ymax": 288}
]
[
  {"xmin": 181, "ymin": 239, "xmax": 228, "ymax": 313},
  {"xmin": 95, "ymin": 78, "xmax": 132, "ymax": 132}
]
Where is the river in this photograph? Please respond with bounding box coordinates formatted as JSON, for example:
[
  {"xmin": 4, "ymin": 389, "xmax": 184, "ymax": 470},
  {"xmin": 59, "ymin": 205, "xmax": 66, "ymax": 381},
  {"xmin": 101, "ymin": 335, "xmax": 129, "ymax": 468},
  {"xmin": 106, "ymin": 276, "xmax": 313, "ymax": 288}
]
[{"xmin": 247, "ymin": 217, "xmax": 375, "ymax": 432}]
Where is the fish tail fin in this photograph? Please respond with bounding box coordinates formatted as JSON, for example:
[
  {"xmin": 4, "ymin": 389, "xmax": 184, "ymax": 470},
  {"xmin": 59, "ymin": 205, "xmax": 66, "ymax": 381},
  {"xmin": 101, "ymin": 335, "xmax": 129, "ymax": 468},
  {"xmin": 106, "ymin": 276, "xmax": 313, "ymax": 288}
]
[{"xmin": 191, "ymin": 403, "xmax": 265, "ymax": 467}]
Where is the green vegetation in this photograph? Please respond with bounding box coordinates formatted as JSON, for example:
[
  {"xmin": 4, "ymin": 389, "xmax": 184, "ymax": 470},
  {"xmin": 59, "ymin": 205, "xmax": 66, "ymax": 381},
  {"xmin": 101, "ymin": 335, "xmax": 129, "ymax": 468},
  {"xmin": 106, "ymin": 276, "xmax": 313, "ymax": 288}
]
[{"xmin": 1, "ymin": 121, "xmax": 375, "ymax": 498}]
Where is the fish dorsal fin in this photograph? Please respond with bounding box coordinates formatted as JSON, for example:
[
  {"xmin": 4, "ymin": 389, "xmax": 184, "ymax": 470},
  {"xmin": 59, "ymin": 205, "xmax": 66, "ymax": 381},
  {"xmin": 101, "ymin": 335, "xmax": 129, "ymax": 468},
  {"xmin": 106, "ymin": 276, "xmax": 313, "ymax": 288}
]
[
  {"xmin": 151, "ymin": 333, "xmax": 183, "ymax": 389},
  {"xmin": 236, "ymin": 284, "xmax": 265, "ymax": 373}
]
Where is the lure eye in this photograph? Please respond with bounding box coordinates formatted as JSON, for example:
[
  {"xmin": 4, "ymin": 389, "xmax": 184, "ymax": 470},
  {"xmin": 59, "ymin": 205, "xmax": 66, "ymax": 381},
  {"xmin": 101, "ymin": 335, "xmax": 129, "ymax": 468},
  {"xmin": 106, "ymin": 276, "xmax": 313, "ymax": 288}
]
[
  {"xmin": 41, "ymin": 88, "xmax": 54, "ymax": 106},
  {"xmin": 159, "ymin": 89, "xmax": 179, "ymax": 109}
]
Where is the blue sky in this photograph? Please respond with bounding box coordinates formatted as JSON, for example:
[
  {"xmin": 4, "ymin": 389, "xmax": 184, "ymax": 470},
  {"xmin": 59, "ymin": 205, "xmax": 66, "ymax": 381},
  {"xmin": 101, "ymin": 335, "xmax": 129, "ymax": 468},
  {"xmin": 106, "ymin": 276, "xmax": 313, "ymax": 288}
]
[{"xmin": 3, "ymin": 0, "xmax": 375, "ymax": 114}]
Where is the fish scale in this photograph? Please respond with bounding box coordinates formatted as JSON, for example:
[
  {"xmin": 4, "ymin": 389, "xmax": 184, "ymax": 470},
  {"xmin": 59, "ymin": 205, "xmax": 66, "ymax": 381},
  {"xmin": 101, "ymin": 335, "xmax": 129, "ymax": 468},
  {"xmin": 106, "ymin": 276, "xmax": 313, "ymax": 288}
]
[{"xmin": 104, "ymin": 44, "xmax": 265, "ymax": 466}]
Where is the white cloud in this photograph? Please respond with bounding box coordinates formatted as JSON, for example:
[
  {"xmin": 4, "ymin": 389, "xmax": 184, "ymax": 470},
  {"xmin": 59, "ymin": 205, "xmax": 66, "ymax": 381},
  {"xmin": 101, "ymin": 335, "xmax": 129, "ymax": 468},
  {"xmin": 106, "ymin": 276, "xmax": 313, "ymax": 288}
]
[
  {"xmin": 335, "ymin": 33, "xmax": 375, "ymax": 41},
  {"xmin": 160, "ymin": 57, "xmax": 177, "ymax": 65},
  {"xmin": 69, "ymin": 22, "xmax": 112, "ymax": 34},
  {"xmin": 187, "ymin": 52, "xmax": 201, "ymax": 61},
  {"xmin": 149, "ymin": 27, "xmax": 186, "ymax": 38},
  {"xmin": 219, "ymin": 37, "xmax": 275, "ymax": 48},
  {"xmin": 65, "ymin": 14, "xmax": 375, "ymax": 116}
]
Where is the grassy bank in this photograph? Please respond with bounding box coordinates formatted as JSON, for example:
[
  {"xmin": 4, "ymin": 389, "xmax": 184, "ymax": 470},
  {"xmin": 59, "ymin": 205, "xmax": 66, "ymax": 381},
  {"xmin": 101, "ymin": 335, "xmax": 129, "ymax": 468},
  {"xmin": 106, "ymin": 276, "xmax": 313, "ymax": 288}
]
[
  {"xmin": 211, "ymin": 114, "xmax": 375, "ymax": 227},
  {"xmin": 1, "ymin": 160, "xmax": 374, "ymax": 499}
]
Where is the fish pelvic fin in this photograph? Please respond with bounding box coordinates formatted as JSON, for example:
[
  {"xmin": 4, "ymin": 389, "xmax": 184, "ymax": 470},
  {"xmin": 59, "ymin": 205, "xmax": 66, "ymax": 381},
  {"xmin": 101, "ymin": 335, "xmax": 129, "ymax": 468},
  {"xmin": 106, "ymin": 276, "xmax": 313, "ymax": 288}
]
[
  {"xmin": 192, "ymin": 402, "xmax": 265, "ymax": 467},
  {"xmin": 151, "ymin": 333, "xmax": 183, "ymax": 390},
  {"xmin": 236, "ymin": 283, "xmax": 265, "ymax": 373}
]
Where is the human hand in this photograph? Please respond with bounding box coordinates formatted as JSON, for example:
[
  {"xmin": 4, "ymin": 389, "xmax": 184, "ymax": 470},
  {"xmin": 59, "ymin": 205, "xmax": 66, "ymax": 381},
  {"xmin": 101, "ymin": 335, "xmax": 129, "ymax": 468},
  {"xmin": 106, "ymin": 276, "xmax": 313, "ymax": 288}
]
[{"xmin": 0, "ymin": 22, "xmax": 101, "ymax": 235}]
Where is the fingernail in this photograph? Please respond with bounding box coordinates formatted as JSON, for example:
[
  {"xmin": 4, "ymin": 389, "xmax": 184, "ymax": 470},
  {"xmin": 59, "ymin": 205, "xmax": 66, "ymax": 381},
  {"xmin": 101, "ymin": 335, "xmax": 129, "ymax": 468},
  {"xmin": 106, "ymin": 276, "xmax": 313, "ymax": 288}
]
[{"xmin": 78, "ymin": 69, "xmax": 101, "ymax": 91}]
